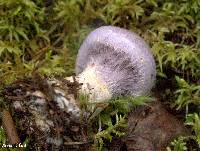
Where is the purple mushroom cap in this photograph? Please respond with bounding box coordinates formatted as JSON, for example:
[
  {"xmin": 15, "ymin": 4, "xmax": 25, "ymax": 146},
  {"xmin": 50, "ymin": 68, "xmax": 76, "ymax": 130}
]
[{"xmin": 76, "ymin": 26, "xmax": 156, "ymax": 97}]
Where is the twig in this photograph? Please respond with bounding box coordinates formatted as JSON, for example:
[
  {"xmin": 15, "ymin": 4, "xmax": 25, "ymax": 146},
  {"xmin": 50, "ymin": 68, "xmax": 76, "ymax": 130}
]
[
  {"xmin": 2, "ymin": 110, "xmax": 20, "ymax": 144},
  {"xmin": 64, "ymin": 141, "xmax": 90, "ymax": 145}
]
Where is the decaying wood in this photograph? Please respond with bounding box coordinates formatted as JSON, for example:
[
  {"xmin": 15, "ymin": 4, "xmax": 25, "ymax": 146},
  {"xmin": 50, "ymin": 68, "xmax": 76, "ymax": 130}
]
[{"xmin": 2, "ymin": 110, "xmax": 20, "ymax": 144}]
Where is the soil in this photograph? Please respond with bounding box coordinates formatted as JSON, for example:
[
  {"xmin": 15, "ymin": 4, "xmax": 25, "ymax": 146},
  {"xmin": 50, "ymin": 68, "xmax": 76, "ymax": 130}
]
[{"xmin": 2, "ymin": 75, "xmax": 89, "ymax": 150}]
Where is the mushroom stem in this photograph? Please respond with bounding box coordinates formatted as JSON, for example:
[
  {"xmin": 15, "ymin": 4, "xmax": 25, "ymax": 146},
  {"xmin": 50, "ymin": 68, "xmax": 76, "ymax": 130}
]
[{"xmin": 66, "ymin": 64, "xmax": 112, "ymax": 102}]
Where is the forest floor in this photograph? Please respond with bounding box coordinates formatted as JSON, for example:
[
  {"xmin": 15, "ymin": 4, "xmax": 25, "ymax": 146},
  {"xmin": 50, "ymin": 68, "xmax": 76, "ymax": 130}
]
[{"xmin": 1, "ymin": 75, "xmax": 195, "ymax": 151}]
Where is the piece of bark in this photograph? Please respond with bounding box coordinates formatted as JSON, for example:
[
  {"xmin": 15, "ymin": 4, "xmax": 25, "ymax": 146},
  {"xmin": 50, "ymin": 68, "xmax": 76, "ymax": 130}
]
[
  {"xmin": 124, "ymin": 101, "xmax": 187, "ymax": 151},
  {"xmin": 2, "ymin": 110, "xmax": 20, "ymax": 144}
]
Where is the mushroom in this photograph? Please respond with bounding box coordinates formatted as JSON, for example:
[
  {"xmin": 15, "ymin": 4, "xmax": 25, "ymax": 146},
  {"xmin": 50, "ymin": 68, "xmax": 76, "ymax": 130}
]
[{"xmin": 69, "ymin": 26, "xmax": 156, "ymax": 102}]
